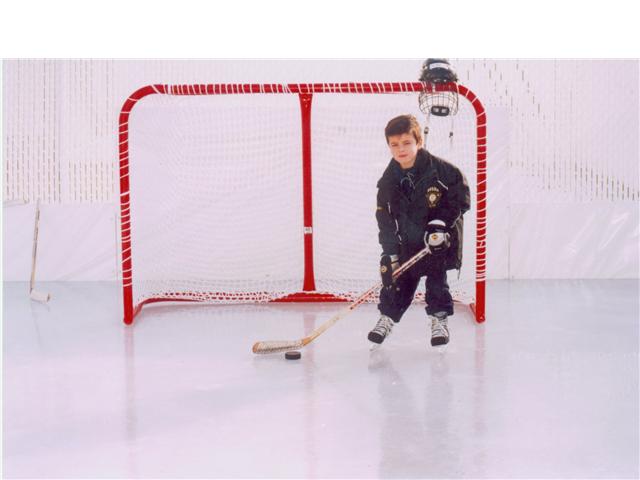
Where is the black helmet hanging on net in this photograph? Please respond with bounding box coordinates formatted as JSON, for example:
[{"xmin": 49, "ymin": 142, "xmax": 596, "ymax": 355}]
[
  {"xmin": 419, "ymin": 59, "xmax": 459, "ymax": 84},
  {"xmin": 418, "ymin": 59, "xmax": 459, "ymax": 117}
]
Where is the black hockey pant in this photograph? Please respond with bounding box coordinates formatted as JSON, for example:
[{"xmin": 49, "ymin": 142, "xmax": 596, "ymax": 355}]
[{"xmin": 378, "ymin": 256, "xmax": 454, "ymax": 322}]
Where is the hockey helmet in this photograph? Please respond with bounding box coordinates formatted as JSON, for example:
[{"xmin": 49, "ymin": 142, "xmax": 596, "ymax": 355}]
[{"xmin": 418, "ymin": 58, "xmax": 459, "ymax": 117}]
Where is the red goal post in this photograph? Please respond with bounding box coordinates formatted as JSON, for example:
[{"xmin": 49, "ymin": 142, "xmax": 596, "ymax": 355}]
[{"xmin": 118, "ymin": 82, "xmax": 486, "ymax": 325}]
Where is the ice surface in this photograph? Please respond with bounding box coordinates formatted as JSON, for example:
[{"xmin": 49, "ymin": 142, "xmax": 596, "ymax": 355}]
[{"xmin": 3, "ymin": 280, "xmax": 639, "ymax": 478}]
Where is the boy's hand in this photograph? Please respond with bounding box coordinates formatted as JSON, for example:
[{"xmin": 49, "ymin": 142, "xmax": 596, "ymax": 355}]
[
  {"xmin": 380, "ymin": 254, "xmax": 400, "ymax": 287},
  {"xmin": 424, "ymin": 220, "xmax": 450, "ymax": 255}
]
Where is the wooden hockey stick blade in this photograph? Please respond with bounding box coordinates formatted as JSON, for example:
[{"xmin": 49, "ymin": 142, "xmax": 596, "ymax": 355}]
[
  {"xmin": 30, "ymin": 289, "xmax": 51, "ymax": 303},
  {"xmin": 252, "ymin": 247, "xmax": 430, "ymax": 355},
  {"xmin": 252, "ymin": 339, "xmax": 304, "ymax": 354}
]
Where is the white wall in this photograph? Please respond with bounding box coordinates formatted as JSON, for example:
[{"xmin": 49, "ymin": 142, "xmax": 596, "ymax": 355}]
[{"xmin": 3, "ymin": 59, "xmax": 639, "ymax": 281}]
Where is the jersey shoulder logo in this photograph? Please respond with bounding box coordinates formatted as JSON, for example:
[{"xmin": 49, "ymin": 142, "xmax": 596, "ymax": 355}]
[{"xmin": 426, "ymin": 186, "xmax": 442, "ymax": 208}]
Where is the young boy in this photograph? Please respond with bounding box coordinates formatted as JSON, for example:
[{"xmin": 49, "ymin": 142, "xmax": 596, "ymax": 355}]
[{"xmin": 368, "ymin": 114, "xmax": 470, "ymax": 347}]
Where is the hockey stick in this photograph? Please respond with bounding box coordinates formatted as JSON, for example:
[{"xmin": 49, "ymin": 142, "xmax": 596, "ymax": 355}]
[
  {"xmin": 252, "ymin": 246, "xmax": 430, "ymax": 354},
  {"xmin": 29, "ymin": 199, "xmax": 51, "ymax": 303}
]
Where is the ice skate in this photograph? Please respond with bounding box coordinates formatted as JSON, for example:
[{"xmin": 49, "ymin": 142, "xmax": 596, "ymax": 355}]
[
  {"xmin": 368, "ymin": 315, "xmax": 394, "ymax": 345},
  {"xmin": 430, "ymin": 312, "xmax": 449, "ymax": 346}
]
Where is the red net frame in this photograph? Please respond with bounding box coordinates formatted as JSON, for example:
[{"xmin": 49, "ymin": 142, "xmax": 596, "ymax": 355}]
[{"xmin": 118, "ymin": 82, "xmax": 486, "ymax": 325}]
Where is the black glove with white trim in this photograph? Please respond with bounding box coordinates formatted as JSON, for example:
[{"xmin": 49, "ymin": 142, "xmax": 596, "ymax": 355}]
[
  {"xmin": 424, "ymin": 220, "xmax": 450, "ymax": 255},
  {"xmin": 380, "ymin": 254, "xmax": 400, "ymax": 288}
]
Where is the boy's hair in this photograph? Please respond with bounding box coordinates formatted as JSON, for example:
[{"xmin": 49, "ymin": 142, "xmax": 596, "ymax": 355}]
[{"xmin": 384, "ymin": 114, "xmax": 423, "ymax": 145}]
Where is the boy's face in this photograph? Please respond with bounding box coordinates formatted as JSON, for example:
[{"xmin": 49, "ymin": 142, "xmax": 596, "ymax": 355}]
[{"xmin": 387, "ymin": 133, "xmax": 421, "ymax": 169}]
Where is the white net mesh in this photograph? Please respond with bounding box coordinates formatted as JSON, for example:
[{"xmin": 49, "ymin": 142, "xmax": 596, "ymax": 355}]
[
  {"xmin": 126, "ymin": 88, "xmax": 479, "ymax": 309},
  {"xmin": 312, "ymin": 92, "xmax": 478, "ymax": 303},
  {"xmin": 129, "ymin": 94, "xmax": 304, "ymax": 305}
]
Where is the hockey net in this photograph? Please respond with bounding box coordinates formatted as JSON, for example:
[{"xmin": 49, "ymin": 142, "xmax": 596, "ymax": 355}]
[{"xmin": 119, "ymin": 83, "xmax": 486, "ymax": 324}]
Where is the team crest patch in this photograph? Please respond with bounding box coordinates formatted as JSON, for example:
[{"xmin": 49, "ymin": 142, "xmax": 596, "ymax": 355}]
[{"xmin": 426, "ymin": 186, "xmax": 442, "ymax": 208}]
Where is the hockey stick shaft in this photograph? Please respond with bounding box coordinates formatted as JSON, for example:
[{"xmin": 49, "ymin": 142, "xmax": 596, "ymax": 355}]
[
  {"xmin": 29, "ymin": 199, "xmax": 50, "ymax": 303},
  {"xmin": 30, "ymin": 199, "xmax": 41, "ymax": 293},
  {"xmin": 252, "ymin": 246, "xmax": 430, "ymax": 354}
]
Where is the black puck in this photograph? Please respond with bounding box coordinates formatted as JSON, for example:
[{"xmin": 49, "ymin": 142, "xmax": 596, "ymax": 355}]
[{"xmin": 285, "ymin": 351, "xmax": 301, "ymax": 360}]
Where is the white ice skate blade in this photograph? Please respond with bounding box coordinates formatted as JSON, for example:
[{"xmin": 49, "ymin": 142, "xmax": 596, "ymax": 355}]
[{"xmin": 369, "ymin": 342, "xmax": 382, "ymax": 352}]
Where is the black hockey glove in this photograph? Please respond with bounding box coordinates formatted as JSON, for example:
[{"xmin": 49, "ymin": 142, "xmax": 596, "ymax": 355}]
[
  {"xmin": 424, "ymin": 220, "xmax": 450, "ymax": 255},
  {"xmin": 380, "ymin": 254, "xmax": 400, "ymax": 288}
]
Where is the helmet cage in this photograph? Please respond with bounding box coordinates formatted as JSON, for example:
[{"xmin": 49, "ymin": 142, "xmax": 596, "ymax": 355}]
[{"xmin": 418, "ymin": 59, "xmax": 459, "ymax": 117}]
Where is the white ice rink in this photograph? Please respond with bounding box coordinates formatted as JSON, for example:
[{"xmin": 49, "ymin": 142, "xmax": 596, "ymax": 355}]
[{"xmin": 3, "ymin": 280, "xmax": 639, "ymax": 478}]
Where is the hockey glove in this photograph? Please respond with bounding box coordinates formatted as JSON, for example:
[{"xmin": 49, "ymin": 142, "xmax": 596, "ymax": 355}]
[
  {"xmin": 424, "ymin": 219, "xmax": 450, "ymax": 255},
  {"xmin": 380, "ymin": 254, "xmax": 400, "ymax": 287}
]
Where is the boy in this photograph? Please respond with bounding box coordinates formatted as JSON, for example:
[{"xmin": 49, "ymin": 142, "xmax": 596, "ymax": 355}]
[{"xmin": 368, "ymin": 114, "xmax": 470, "ymax": 347}]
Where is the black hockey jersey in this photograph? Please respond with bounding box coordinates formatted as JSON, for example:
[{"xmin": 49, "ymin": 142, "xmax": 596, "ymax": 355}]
[{"xmin": 375, "ymin": 148, "xmax": 470, "ymax": 270}]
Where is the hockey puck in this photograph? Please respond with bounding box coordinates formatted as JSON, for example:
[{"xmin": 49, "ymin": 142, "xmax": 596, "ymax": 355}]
[{"xmin": 285, "ymin": 351, "xmax": 301, "ymax": 360}]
